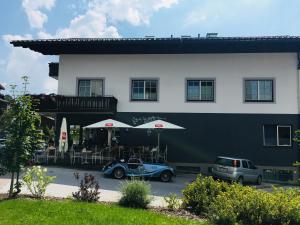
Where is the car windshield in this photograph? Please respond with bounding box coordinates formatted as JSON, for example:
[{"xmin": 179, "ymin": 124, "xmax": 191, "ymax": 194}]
[{"xmin": 215, "ymin": 158, "xmax": 240, "ymax": 167}]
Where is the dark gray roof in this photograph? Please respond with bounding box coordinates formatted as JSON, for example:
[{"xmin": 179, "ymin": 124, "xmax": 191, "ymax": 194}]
[
  {"xmin": 0, "ymin": 84, "xmax": 4, "ymax": 90},
  {"xmin": 10, "ymin": 36, "xmax": 300, "ymax": 55}
]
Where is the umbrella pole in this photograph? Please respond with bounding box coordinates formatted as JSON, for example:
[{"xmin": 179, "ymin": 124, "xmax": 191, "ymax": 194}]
[
  {"xmin": 61, "ymin": 143, "xmax": 64, "ymax": 159},
  {"xmin": 108, "ymin": 128, "xmax": 112, "ymax": 159},
  {"xmin": 157, "ymin": 131, "xmax": 160, "ymax": 162}
]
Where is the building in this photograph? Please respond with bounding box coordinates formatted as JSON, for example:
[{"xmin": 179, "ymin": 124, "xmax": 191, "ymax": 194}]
[
  {"xmin": 11, "ymin": 36, "xmax": 300, "ymax": 179},
  {"xmin": 0, "ymin": 83, "xmax": 7, "ymax": 113}
]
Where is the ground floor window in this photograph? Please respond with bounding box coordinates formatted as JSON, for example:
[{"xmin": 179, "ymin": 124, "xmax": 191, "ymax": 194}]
[{"xmin": 263, "ymin": 125, "xmax": 291, "ymax": 146}]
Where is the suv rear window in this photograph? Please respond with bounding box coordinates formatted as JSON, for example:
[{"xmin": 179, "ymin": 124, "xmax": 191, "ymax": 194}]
[{"xmin": 215, "ymin": 158, "xmax": 241, "ymax": 167}]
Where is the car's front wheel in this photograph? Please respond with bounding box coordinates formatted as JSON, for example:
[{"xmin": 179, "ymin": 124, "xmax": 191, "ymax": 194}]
[
  {"xmin": 160, "ymin": 171, "xmax": 172, "ymax": 182},
  {"xmin": 113, "ymin": 168, "xmax": 125, "ymax": 179}
]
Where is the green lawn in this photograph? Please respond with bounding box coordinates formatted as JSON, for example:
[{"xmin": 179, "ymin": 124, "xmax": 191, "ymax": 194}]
[{"xmin": 0, "ymin": 199, "xmax": 210, "ymax": 225}]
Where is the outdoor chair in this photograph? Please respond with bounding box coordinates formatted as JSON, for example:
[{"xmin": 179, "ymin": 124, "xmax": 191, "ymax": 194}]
[
  {"xmin": 142, "ymin": 146, "xmax": 151, "ymax": 162},
  {"xmin": 70, "ymin": 145, "xmax": 82, "ymax": 165},
  {"xmin": 35, "ymin": 149, "xmax": 47, "ymax": 164},
  {"xmin": 81, "ymin": 148, "xmax": 93, "ymax": 164},
  {"xmin": 46, "ymin": 146, "xmax": 57, "ymax": 164},
  {"xmin": 92, "ymin": 146, "xmax": 103, "ymax": 164},
  {"xmin": 162, "ymin": 145, "xmax": 168, "ymax": 161},
  {"xmin": 150, "ymin": 147, "xmax": 158, "ymax": 163}
]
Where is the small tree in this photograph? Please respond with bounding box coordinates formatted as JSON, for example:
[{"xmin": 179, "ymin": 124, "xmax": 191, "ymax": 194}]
[
  {"xmin": 0, "ymin": 76, "xmax": 43, "ymax": 197},
  {"xmin": 293, "ymin": 130, "xmax": 300, "ymax": 182}
]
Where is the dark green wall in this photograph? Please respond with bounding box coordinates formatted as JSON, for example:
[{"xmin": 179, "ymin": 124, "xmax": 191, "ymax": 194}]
[{"xmin": 55, "ymin": 112, "xmax": 300, "ymax": 167}]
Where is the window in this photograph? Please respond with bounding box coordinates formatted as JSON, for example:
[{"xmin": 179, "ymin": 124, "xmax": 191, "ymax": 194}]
[
  {"xmin": 215, "ymin": 158, "xmax": 241, "ymax": 167},
  {"xmin": 70, "ymin": 125, "xmax": 80, "ymax": 144},
  {"xmin": 186, "ymin": 80, "xmax": 214, "ymax": 101},
  {"xmin": 78, "ymin": 79, "xmax": 103, "ymax": 97},
  {"xmin": 247, "ymin": 161, "xmax": 256, "ymax": 169},
  {"xmin": 263, "ymin": 125, "xmax": 291, "ymax": 146},
  {"xmin": 242, "ymin": 160, "xmax": 249, "ymax": 168},
  {"xmin": 131, "ymin": 79, "xmax": 158, "ymax": 101},
  {"xmin": 245, "ymin": 79, "xmax": 274, "ymax": 102}
]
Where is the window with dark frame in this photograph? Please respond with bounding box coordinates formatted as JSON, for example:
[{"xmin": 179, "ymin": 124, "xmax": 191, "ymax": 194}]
[
  {"xmin": 245, "ymin": 79, "xmax": 274, "ymax": 102},
  {"xmin": 131, "ymin": 79, "xmax": 158, "ymax": 101},
  {"xmin": 78, "ymin": 79, "xmax": 104, "ymax": 97},
  {"xmin": 263, "ymin": 125, "xmax": 291, "ymax": 147},
  {"xmin": 186, "ymin": 79, "xmax": 214, "ymax": 101},
  {"xmin": 242, "ymin": 160, "xmax": 249, "ymax": 168}
]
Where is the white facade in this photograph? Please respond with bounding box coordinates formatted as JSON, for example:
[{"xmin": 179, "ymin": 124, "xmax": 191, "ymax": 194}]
[{"xmin": 58, "ymin": 53, "xmax": 299, "ymax": 114}]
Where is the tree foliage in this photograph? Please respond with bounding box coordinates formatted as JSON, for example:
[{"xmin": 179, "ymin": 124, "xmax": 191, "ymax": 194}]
[{"xmin": 0, "ymin": 77, "xmax": 43, "ymax": 197}]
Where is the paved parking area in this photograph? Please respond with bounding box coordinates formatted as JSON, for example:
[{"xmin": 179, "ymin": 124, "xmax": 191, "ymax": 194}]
[
  {"xmin": 0, "ymin": 166, "xmax": 197, "ymax": 207},
  {"xmin": 0, "ymin": 167, "xmax": 297, "ymax": 206}
]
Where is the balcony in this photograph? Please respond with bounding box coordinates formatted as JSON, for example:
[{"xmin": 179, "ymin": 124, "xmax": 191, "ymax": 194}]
[{"xmin": 31, "ymin": 94, "xmax": 117, "ymax": 114}]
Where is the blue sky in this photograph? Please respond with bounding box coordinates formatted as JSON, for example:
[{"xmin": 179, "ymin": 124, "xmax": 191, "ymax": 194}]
[{"xmin": 1, "ymin": 0, "xmax": 300, "ymax": 94}]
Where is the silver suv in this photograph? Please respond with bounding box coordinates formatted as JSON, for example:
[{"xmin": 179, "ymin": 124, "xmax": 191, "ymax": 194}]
[{"xmin": 212, "ymin": 156, "xmax": 263, "ymax": 185}]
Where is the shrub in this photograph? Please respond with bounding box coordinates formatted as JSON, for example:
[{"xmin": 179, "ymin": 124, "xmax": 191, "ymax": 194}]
[
  {"xmin": 164, "ymin": 193, "xmax": 181, "ymax": 211},
  {"xmin": 182, "ymin": 175, "xmax": 300, "ymax": 225},
  {"xmin": 208, "ymin": 184, "xmax": 300, "ymax": 225},
  {"xmin": 72, "ymin": 173, "xmax": 100, "ymax": 202},
  {"xmin": 119, "ymin": 179, "xmax": 151, "ymax": 208},
  {"xmin": 182, "ymin": 174, "xmax": 229, "ymax": 215},
  {"xmin": 22, "ymin": 166, "xmax": 56, "ymax": 198}
]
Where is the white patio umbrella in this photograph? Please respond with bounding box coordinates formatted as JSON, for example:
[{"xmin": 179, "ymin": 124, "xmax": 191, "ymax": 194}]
[
  {"xmin": 58, "ymin": 117, "xmax": 68, "ymax": 158},
  {"xmin": 135, "ymin": 120, "xmax": 185, "ymax": 160},
  {"xmin": 83, "ymin": 119, "xmax": 132, "ymax": 147}
]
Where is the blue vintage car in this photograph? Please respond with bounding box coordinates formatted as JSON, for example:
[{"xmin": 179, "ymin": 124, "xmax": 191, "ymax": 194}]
[{"xmin": 102, "ymin": 158, "xmax": 175, "ymax": 182}]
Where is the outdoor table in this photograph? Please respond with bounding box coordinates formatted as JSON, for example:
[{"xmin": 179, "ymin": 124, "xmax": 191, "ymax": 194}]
[{"xmin": 81, "ymin": 150, "xmax": 92, "ymax": 164}]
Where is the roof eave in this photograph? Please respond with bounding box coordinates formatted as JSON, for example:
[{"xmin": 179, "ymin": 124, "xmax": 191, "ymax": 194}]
[{"xmin": 10, "ymin": 37, "xmax": 300, "ymax": 55}]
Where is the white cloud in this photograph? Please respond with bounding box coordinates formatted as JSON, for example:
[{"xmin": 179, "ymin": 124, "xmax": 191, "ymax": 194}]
[
  {"xmin": 55, "ymin": 9, "xmax": 120, "ymax": 38},
  {"xmin": 2, "ymin": 34, "xmax": 57, "ymax": 94},
  {"xmin": 87, "ymin": 0, "xmax": 179, "ymax": 26},
  {"xmin": 44, "ymin": 77, "xmax": 58, "ymax": 93},
  {"xmin": 37, "ymin": 0, "xmax": 179, "ymax": 38},
  {"xmin": 3, "ymin": 0, "xmax": 178, "ymax": 94},
  {"xmin": 153, "ymin": 0, "xmax": 178, "ymax": 10},
  {"xmin": 183, "ymin": 0, "xmax": 272, "ymax": 27},
  {"xmin": 22, "ymin": 0, "xmax": 56, "ymax": 29}
]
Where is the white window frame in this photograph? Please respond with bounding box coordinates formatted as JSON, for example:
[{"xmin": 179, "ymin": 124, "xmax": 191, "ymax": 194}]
[
  {"xmin": 277, "ymin": 125, "xmax": 292, "ymax": 146},
  {"xmin": 263, "ymin": 125, "xmax": 291, "ymax": 147}
]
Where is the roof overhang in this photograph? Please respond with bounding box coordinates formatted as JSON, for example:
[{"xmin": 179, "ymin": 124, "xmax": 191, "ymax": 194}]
[{"xmin": 10, "ymin": 36, "xmax": 300, "ymax": 55}]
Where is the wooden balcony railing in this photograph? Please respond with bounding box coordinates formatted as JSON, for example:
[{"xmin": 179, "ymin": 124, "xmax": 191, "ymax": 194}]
[{"xmin": 31, "ymin": 94, "xmax": 117, "ymax": 114}]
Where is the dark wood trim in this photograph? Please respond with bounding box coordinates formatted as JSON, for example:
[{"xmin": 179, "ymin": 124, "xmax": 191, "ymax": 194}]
[
  {"xmin": 31, "ymin": 94, "xmax": 117, "ymax": 114},
  {"xmin": 11, "ymin": 36, "xmax": 300, "ymax": 55}
]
